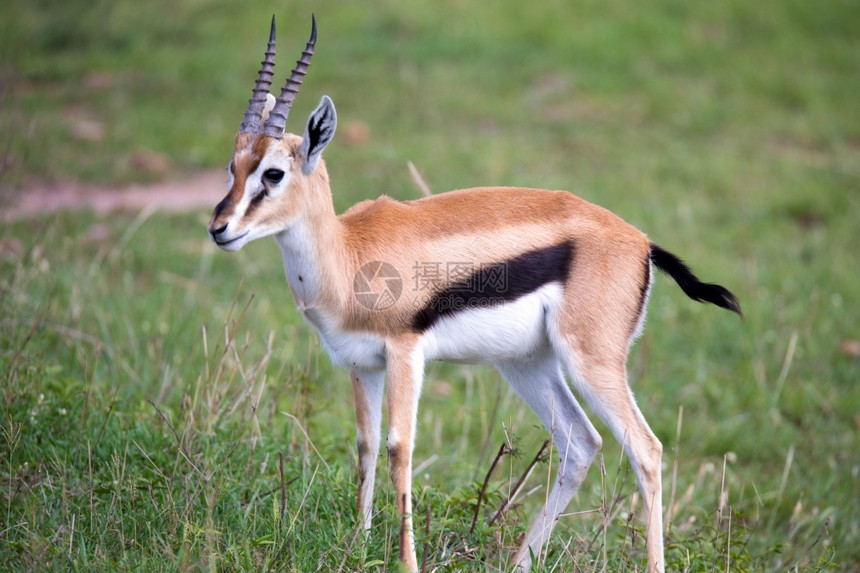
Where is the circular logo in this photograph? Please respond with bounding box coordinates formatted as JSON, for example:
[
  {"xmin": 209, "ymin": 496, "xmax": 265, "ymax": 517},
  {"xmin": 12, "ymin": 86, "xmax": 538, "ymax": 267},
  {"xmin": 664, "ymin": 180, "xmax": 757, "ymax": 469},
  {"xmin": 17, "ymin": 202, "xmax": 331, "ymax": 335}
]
[{"xmin": 353, "ymin": 261, "xmax": 403, "ymax": 311}]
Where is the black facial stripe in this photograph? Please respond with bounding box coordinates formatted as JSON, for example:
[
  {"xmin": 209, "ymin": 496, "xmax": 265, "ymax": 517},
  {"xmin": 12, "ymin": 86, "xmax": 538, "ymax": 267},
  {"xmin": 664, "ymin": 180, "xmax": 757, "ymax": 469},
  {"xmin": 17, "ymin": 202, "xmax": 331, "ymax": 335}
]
[
  {"xmin": 411, "ymin": 241, "xmax": 574, "ymax": 332},
  {"xmin": 213, "ymin": 196, "xmax": 233, "ymax": 220},
  {"xmin": 245, "ymin": 189, "xmax": 265, "ymax": 217}
]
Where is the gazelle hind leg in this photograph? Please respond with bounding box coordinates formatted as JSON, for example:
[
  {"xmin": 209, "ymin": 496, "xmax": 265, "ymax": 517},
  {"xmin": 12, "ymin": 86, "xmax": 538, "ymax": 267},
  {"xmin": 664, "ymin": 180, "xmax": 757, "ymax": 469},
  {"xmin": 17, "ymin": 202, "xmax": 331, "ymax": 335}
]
[
  {"xmin": 494, "ymin": 350, "xmax": 602, "ymax": 570},
  {"xmin": 558, "ymin": 346, "xmax": 665, "ymax": 573}
]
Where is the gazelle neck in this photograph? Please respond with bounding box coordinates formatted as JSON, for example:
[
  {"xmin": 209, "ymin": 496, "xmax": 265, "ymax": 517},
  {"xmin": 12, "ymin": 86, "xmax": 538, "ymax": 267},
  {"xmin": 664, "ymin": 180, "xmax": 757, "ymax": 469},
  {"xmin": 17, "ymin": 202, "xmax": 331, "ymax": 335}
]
[{"xmin": 274, "ymin": 182, "xmax": 345, "ymax": 313}]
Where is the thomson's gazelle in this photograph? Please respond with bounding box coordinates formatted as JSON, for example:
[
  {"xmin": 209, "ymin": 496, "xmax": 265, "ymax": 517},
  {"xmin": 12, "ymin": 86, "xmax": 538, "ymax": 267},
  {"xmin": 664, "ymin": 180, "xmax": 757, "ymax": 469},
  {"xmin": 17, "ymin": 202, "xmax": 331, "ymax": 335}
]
[{"xmin": 208, "ymin": 17, "xmax": 742, "ymax": 573}]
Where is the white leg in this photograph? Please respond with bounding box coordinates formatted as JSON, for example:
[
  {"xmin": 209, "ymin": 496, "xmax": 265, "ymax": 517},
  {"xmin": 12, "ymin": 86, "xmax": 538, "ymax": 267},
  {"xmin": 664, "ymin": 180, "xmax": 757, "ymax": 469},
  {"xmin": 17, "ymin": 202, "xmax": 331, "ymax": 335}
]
[
  {"xmin": 495, "ymin": 349, "xmax": 602, "ymax": 570},
  {"xmin": 350, "ymin": 369, "xmax": 385, "ymax": 530}
]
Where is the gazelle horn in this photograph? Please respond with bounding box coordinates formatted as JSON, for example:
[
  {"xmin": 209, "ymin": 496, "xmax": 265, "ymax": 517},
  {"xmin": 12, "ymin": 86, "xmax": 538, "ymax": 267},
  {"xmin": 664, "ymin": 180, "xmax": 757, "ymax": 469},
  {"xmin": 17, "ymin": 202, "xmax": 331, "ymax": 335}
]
[
  {"xmin": 239, "ymin": 16, "xmax": 277, "ymax": 135},
  {"xmin": 262, "ymin": 14, "xmax": 316, "ymax": 139}
]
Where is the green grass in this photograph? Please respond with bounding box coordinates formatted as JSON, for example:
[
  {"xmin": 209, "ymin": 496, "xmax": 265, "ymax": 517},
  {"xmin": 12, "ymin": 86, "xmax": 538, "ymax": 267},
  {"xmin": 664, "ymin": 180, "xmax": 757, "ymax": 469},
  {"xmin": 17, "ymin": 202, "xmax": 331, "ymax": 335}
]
[{"xmin": 1, "ymin": 0, "xmax": 858, "ymax": 570}]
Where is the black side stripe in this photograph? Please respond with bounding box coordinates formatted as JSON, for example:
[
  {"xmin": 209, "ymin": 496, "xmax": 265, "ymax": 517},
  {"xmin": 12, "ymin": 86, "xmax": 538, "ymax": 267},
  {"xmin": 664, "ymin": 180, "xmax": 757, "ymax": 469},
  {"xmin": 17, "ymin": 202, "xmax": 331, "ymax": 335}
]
[{"xmin": 411, "ymin": 241, "xmax": 574, "ymax": 332}]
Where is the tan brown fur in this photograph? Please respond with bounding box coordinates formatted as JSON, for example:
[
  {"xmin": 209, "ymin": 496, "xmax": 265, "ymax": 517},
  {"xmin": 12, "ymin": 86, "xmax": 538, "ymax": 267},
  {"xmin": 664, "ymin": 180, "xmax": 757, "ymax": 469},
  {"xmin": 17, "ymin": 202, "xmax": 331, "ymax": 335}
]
[
  {"xmin": 208, "ymin": 86, "xmax": 739, "ymax": 573},
  {"xmin": 273, "ymin": 186, "xmax": 649, "ymax": 338},
  {"xmin": 205, "ymin": 25, "xmax": 740, "ymax": 567},
  {"xmin": 211, "ymin": 144, "xmax": 660, "ymax": 571}
]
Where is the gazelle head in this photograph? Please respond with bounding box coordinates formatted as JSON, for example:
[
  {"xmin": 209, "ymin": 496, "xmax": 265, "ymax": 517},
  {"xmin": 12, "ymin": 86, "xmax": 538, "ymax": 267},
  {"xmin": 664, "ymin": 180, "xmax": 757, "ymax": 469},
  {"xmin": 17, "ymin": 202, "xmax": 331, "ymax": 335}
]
[{"xmin": 208, "ymin": 16, "xmax": 337, "ymax": 251}]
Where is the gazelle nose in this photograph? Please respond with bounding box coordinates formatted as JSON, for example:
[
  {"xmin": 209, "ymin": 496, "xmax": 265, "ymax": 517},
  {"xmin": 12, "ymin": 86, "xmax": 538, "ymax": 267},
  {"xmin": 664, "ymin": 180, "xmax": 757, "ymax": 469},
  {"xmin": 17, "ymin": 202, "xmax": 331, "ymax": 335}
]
[{"xmin": 209, "ymin": 223, "xmax": 228, "ymax": 239}]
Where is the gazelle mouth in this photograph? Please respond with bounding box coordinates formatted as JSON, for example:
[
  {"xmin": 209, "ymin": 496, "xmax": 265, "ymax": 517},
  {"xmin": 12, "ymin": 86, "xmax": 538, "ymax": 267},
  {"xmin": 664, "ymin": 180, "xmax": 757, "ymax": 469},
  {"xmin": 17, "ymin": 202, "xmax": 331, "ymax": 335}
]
[{"xmin": 214, "ymin": 231, "xmax": 249, "ymax": 248}]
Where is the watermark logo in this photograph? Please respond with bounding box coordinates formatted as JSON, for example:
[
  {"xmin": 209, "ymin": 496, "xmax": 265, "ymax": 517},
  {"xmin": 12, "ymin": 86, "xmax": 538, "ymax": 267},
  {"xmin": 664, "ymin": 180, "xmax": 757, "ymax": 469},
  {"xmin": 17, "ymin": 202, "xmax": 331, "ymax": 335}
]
[
  {"xmin": 412, "ymin": 261, "xmax": 507, "ymax": 295},
  {"xmin": 353, "ymin": 261, "xmax": 403, "ymax": 310},
  {"xmin": 354, "ymin": 259, "xmax": 511, "ymax": 312}
]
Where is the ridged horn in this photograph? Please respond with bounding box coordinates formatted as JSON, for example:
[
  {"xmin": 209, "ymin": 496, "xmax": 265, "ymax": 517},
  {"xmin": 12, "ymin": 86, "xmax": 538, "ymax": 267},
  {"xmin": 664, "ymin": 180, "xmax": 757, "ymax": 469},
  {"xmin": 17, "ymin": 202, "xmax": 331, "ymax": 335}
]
[
  {"xmin": 262, "ymin": 14, "xmax": 316, "ymax": 139},
  {"xmin": 239, "ymin": 16, "xmax": 278, "ymax": 135}
]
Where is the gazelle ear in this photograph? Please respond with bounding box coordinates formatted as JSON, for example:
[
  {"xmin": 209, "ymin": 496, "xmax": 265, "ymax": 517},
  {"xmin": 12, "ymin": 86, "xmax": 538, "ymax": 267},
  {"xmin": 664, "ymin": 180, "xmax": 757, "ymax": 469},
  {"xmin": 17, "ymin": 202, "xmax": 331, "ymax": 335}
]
[
  {"xmin": 299, "ymin": 95, "xmax": 337, "ymax": 174},
  {"xmin": 260, "ymin": 93, "xmax": 277, "ymax": 124}
]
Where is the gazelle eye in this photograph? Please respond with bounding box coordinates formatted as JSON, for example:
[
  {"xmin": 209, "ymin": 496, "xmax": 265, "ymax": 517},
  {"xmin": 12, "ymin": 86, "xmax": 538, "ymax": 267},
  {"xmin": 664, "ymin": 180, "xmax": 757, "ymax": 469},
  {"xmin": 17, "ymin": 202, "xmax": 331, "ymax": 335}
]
[{"xmin": 263, "ymin": 168, "xmax": 285, "ymax": 184}]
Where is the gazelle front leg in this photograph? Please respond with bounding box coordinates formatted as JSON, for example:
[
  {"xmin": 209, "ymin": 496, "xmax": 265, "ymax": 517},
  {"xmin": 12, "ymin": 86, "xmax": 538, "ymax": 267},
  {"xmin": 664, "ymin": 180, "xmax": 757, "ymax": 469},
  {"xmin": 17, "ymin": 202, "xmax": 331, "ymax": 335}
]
[
  {"xmin": 385, "ymin": 338, "xmax": 424, "ymax": 572},
  {"xmin": 351, "ymin": 369, "xmax": 385, "ymax": 530}
]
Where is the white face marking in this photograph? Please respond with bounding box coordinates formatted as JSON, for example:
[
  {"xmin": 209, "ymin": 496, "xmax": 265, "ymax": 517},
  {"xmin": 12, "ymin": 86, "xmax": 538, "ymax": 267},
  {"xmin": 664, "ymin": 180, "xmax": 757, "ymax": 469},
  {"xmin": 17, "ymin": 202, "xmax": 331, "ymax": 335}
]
[
  {"xmin": 238, "ymin": 150, "xmax": 293, "ymax": 209},
  {"xmin": 213, "ymin": 147, "xmax": 296, "ymax": 252},
  {"xmin": 255, "ymin": 154, "xmax": 293, "ymax": 199}
]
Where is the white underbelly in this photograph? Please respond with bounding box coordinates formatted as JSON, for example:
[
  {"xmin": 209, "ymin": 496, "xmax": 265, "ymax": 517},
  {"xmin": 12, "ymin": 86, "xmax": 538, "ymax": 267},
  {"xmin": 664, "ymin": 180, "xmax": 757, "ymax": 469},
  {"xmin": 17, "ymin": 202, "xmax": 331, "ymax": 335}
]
[
  {"xmin": 420, "ymin": 284, "xmax": 561, "ymax": 364},
  {"xmin": 301, "ymin": 283, "xmax": 561, "ymax": 371}
]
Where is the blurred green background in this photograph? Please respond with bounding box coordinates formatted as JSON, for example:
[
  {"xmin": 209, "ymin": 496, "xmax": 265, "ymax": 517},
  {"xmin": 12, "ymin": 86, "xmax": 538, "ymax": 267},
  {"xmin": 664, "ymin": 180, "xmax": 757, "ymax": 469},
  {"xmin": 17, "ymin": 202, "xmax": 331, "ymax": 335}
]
[{"xmin": 1, "ymin": 0, "xmax": 858, "ymax": 570}]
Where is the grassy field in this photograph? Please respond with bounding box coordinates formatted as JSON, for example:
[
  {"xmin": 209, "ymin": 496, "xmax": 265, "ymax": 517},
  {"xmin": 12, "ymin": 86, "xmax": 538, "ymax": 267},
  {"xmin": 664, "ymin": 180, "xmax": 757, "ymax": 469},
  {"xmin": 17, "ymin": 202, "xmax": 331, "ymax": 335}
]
[{"xmin": 2, "ymin": 0, "xmax": 858, "ymax": 570}]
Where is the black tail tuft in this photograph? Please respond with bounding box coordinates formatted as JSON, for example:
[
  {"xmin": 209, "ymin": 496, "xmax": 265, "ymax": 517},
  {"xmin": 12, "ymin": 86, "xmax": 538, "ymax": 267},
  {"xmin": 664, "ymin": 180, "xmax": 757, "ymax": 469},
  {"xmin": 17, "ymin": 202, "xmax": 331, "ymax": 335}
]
[{"xmin": 649, "ymin": 243, "xmax": 742, "ymax": 317}]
